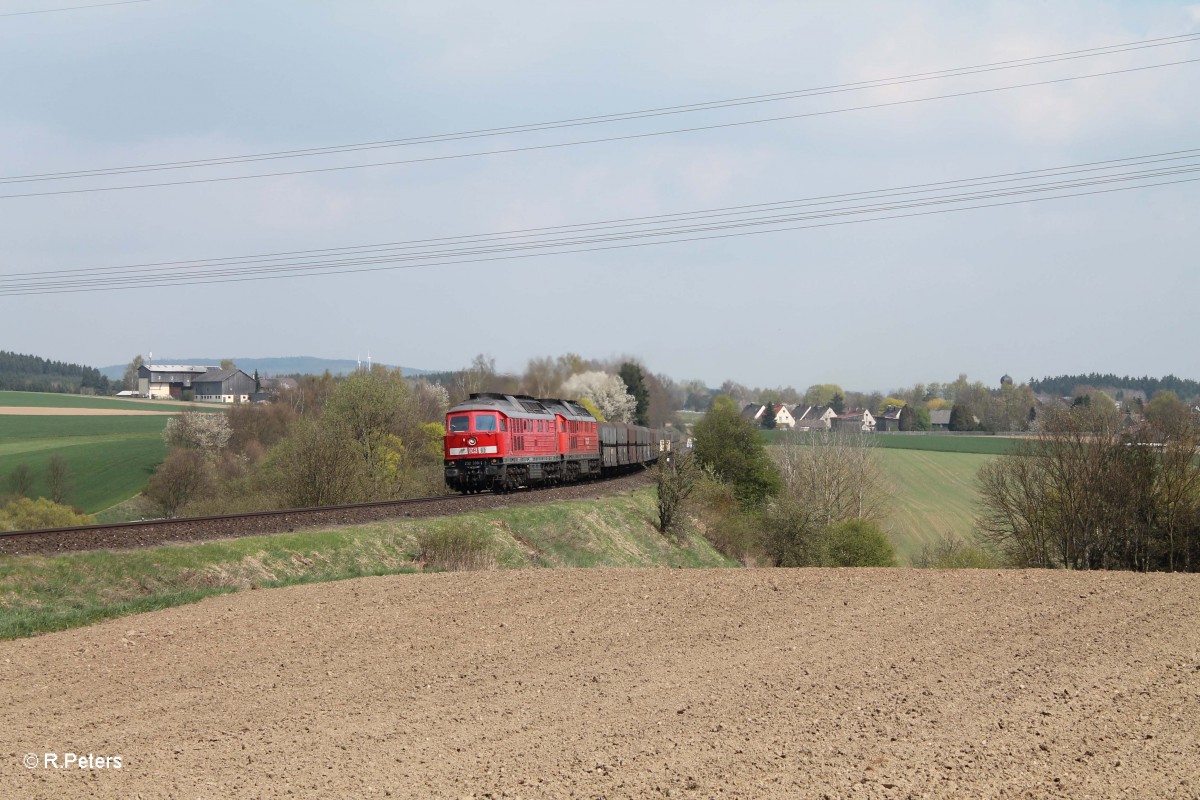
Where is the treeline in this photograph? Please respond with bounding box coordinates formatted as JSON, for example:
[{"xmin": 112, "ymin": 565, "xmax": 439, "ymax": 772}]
[
  {"xmin": 1031, "ymin": 373, "xmax": 1200, "ymax": 402},
  {"xmin": 977, "ymin": 396, "xmax": 1200, "ymax": 572},
  {"xmin": 0, "ymin": 350, "xmax": 112, "ymax": 394},
  {"xmin": 653, "ymin": 397, "xmax": 918, "ymax": 568},
  {"xmin": 143, "ymin": 367, "xmax": 450, "ymax": 517}
]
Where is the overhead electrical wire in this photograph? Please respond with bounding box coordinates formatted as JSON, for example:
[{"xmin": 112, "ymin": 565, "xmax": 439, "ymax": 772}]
[
  {"xmin": 0, "ymin": 0, "xmax": 153, "ymax": 17},
  {"xmin": 2, "ymin": 32, "xmax": 1197, "ymax": 185},
  {"xmin": 4, "ymin": 32, "xmax": 1197, "ymax": 182},
  {"xmin": 2, "ymin": 149, "xmax": 1195, "ymax": 296}
]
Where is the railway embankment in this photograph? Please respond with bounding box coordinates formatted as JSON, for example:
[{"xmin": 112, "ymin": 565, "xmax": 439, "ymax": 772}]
[{"xmin": 0, "ymin": 487, "xmax": 734, "ymax": 640}]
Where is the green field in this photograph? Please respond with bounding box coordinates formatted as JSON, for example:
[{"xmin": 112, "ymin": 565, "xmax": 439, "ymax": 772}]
[
  {"xmin": 761, "ymin": 429, "xmax": 1022, "ymax": 455},
  {"xmin": 0, "ymin": 390, "xmax": 213, "ymax": 412},
  {"xmin": 876, "ymin": 449, "xmax": 994, "ymax": 563},
  {"xmin": 0, "ymin": 414, "xmax": 169, "ymax": 513}
]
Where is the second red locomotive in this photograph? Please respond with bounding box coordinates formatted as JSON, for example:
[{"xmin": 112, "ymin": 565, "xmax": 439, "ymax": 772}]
[{"xmin": 443, "ymin": 392, "xmax": 673, "ymax": 493}]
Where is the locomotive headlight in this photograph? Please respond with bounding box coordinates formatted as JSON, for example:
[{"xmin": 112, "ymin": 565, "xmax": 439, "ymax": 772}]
[{"xmin": 467, "ymin": 436, "xmax": 477, "ymax": 446}]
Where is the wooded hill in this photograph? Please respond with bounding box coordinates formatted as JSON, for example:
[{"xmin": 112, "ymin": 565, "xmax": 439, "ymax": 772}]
[
  {"xmin": 0, "ymin": 351, "xmax": 112, "ymax": 395},
  {"xmin": 1030, "ymin": 373, "xmax": 1200, "ymax": 402}
]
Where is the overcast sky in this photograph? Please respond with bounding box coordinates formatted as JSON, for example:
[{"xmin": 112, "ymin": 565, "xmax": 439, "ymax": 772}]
[{"xmin": 1, "ymin": 0, "xmax": 1197, "ymax": 391}]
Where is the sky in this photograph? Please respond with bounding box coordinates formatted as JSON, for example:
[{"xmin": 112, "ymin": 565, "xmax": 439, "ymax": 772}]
[{"xmin": 1, "ymin": 0, "xmax": 1198, "ymax": 392}]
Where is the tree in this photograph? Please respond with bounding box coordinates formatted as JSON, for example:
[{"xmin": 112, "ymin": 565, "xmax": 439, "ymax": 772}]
[
  {"xmin": 122, "ymin": 355, "xmax": 144, "ymax": 392},
  {"xmin": 322, "ymin": 368, "xmax": 409, "ymax": 494},
  {"xmin": 948, "ymin": 403, "xmax": 975, "ymax": 431},
  {"xmin": 220, "ymin": 358, "xmax": 236, "ymax": 370},
  {"xmin": 265, "ymin": 418, "xmax": 370, "ymax": 507},
  {"xmin": 253, "ymin": 369, "xmax": 261, "ymax": 393},
  {"xmin": 829, "ymin": 392, "xmax": 846, "ymax": 415},
  {"xmin": 976, "ymin": 403, "xmax": 1200, "ymax": 571},
  {"xmin": 145, "ymin": 449, "xmax": 213, "ymax": 517},
  {"xmin": 692, "ymin": 400, "xmax": 781, "ymax": 506},
  {"xmin": 619, "ymin": 362, "xmax": 650, "ymax": 425},
  {"xmin": 760, "ymin": 403, "xmax": 777, "ymax": 430},
  {"xmin": 562, "ymin": 371, "xmax": 636, "ymax": 423},
  {"xmin": 45, "ymin": 454, "xmax": 71, "ymax": 504},
  {"xmin": 7, "ymin": 463, "xmax": 34, "ymax": 498},
  {"xmin": 898, "ymin": 404, "xmax": 916, "ymax": 432},
  {"xmin": 773, "ymin": 430, "xmax": 890, "ymax": 529},
  {"xmin": 1146, "ymin": 391, "xmax": 1191, "ymax": 435},
  {"xmin": 164, "ymin": 412, "xmax": 232, "ymax": 452},
  {"xmin": 803, "ymin": 384, "xmax": 844, "ymax": 407},
  {"xmin": 654, "ymin": 451, "xmax": 702, "ymax": 535}
]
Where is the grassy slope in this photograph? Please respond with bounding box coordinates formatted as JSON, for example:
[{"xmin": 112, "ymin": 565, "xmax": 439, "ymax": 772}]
[
  {"xmin": 0, "ymin": 414, "xmax": 169, "ymax": 512},
  {"xmin": 0, "ymin": 489, "xmax": 735, "ymax": 639},
  {"xmin": 876, "ymin": 449, "xmax": 994, "ymax": 563}
]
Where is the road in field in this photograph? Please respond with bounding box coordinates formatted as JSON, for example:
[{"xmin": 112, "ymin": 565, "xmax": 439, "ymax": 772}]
[{"xmin": 1, "ymin": 568, "xmax": 1195, "ymax": 799}]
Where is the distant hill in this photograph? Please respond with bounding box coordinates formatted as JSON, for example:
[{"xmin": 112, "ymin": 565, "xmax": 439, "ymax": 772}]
[{"xmin": 99, "ymin": 357, "xmax": 435, "ymax": 380}]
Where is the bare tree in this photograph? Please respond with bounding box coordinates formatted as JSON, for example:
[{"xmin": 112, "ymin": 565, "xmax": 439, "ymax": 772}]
[
  {"xmin": 6, "ymin": 463, "xmax": 35, "ymax": 498},
  {"xmin": 773, "ymin": 430, "xmax": 890, "ymax": 528},
  {"xmin": 45, "ymin": 454, "xmax": 71, "ymax": 504},
  {"xmin": 145, "ymin": 450, "xmax": 213, "ymax": 517},
  {"xmin": 654, "ymin": 452, "xmax": 702, "ymax": 535}
]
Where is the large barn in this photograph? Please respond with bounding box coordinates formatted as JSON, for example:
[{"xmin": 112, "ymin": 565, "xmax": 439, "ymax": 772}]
[{"xmin": 136, "ymin": 364, "xmax": 255, "ymax": 402}]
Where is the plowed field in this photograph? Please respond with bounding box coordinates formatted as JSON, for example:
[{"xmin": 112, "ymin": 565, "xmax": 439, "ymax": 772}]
[{"xmin": 2, "ymin": 569, "xmax": 1197, "ymax": 799}]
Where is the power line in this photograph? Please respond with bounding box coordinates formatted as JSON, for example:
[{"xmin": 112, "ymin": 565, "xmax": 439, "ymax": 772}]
[
  {"xmin": 5, "ymin": 147, "xmax": 1199, "ymax": 280},
  {"xmin": 0, "ymin": 0, "xmax": 152, "ymax": 17},
  {"xmin": 2, "ymin": 33, "xmax": 1197, "ymax": 187},
  {"xmin": 3, "ymin": 57, "xmax": 1198, "ymax": 202},
  {"xmin": 2, "ymin": 150, "xmax": 1194, "ymax": 295}
]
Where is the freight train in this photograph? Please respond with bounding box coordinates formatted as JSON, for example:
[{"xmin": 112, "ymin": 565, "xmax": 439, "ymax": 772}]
[{"xmin": 443, "ymin": 392, "xmax": 676, "ymax": 493}]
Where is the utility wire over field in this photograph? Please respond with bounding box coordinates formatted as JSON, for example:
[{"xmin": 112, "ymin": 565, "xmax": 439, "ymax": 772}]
[
  {"xmin": 2, "ymin": 148, "xmax": 1197, "ymax": 295},
  {"xmin": 0, "ymin": 34, "xmax": 1197, "ymax": 199}
]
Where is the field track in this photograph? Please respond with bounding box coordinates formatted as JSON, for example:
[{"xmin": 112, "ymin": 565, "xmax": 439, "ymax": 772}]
[{"xmin": 2, "ymin": 568, "xmax": 1196, "ymax": 799}]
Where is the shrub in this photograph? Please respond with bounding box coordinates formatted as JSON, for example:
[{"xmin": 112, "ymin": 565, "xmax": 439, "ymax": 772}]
[
  {"xmin": 912, "ymin": 536, "xmax": 998, "ymax": 569},
  {"xmin": 417, "ymin": 525, "xmax": 495, "ymax": 571},
  {"xmin": 817, "ymin": 519, "xmax": 897, "ymax": 567},
  {"xmin": 0, "ymin": 497, "xmax": 95, "ymax": 531}
]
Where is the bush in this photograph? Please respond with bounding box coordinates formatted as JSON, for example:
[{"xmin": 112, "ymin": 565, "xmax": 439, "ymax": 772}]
[
  {"xmin": 692, "ymin": 476, "xmax": 765, "ymax": 565},
  {"xmin": 417, "ymin": 525, "xmax": 495, "ymax": 571},
  {"xmin": 0, "ymin": 497, "xmax": 95, "ymax": 531},
  {"xmin": 816, "ymin": 519, "xmax": 896, "ymax": 567},
  {"xmin": 912, "ymin": 535, "xmax": 999, "ymax": 569},
  {"xmin": 761, "ymin": 498, "xmax": 822, "ymax": 567}
]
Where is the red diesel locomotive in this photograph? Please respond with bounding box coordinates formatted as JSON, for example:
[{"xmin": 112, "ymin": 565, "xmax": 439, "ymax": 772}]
[{"xmin": 443, "ymin": 392, "xmax": 675, "ymax": 493}]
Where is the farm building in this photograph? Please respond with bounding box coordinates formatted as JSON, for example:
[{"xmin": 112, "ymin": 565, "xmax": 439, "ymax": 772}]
[
  {"xmin": 929, "ymin": 410, "xmax": 952, "ymax": 431},
  {"xmin": 875, "ymin": 406, "xmax": 903, "ymax": 431},
  {"xmin": 136, "ymin": 364, "xmax": 256, "ymax": 402},
  {"xmin": 832, "ymin": 408, "xmax": 876, "ymax": 433},
  {"xmin": 792, "ymin": 404, "xmax": 837, "ymax": 431},
  {"xmin": 192, "ymin": 368, "xmax": 256, "ymax": 403},
  {"xmin": 136, "ymin": 364, "xmax": 213, "ymax": 399}
]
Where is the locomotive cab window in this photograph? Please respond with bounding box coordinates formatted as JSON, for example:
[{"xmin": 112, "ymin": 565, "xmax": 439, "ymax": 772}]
[
  {"xmin": 448, "ymin": 415, "xmax": 469, "ymax": 433},
  {"xmin": 475, "ymin": 414, "xmax": 498, "ymax": 432}
]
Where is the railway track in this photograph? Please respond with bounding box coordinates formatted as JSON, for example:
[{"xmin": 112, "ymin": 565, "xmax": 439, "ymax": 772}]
[{"xmin": 0, "ymin": 470, "xmax": 652, "ymax": 557}]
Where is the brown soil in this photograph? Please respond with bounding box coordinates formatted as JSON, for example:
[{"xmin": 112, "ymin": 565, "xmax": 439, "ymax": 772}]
[
  {"xmin": 2, "ymin": 569, "xmax": 1197, "ymax": 799},
  {"xmin": 0, "ymin": 407, "xmax": 176, "ymax": 416}
]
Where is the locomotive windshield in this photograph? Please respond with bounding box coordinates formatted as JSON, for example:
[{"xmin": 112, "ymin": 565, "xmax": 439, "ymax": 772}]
[
  {"xmin": 475, "ymin": 414, "xmax": 498, "ymax": 431},
  {"xmin": 448, "ymin": 415, "xmax": 469, "ymax": 432}
]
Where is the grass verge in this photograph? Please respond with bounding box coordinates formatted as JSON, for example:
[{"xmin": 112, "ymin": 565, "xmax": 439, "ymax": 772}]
[{"xmin": 0, "ymin": 489, "xmax": 735, "ymax": 639}]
